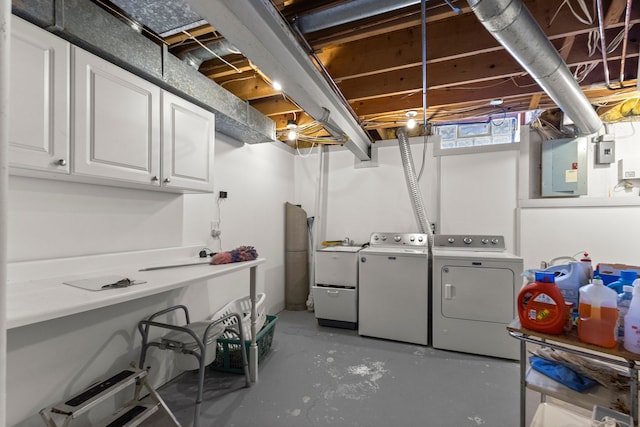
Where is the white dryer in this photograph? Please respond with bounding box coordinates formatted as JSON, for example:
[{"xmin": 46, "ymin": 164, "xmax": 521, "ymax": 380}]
[
  {"xmin": 358, "ymin": 232, "xmax": 430, "ymax": 345},
  {"xmin": 431, "ymin": 234, "xmax": 523, "ymax": 360}
]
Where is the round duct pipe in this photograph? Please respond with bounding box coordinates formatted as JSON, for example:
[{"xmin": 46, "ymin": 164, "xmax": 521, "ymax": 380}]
[
  {"xmin": 397, "ymin": 128, "xmax": 434, "ymax": 248},
  {"xmin": 467, "ymin": 0, "xmax": 602, "ymax": 136},
  {"xmin": 178, "ymin": 39, "xmax": 241, "ymax": 70}
]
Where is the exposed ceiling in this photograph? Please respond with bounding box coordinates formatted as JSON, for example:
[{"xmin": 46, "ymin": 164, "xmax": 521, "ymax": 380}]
[{"xmin": 98, "ymin": 0, "xmax": 640, "ymax": 146}]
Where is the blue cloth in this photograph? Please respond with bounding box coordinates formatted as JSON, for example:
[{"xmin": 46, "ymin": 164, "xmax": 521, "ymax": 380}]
[{"xmin": 529, "ymin": 356, "xmax": 598, "ymax": 392}]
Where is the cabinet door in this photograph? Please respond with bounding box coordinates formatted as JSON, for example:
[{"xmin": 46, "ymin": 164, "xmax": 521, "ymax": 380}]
[
  {"xmin": 9, "ymin": 16, "xmax": 70, "ymax": 174},
  {"xmin": 73, "ymin": 47, "xmax": 161, "ymax": 185},
  {"xmin": 162, "ymin": 91, "xmax": 214, "ymax": 192}
]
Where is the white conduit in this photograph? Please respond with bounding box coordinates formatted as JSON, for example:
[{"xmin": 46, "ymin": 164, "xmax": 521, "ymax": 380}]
[
  {"xmin": 397, "ymin": 128, "xmax": 434, "ymax": 249},
  {"xmin": 0, "ymin": 0, "xmax": 9, "ymax": 424}
]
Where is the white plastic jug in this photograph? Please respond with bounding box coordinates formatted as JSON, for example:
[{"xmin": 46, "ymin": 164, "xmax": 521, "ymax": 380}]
[
  {"xmin": 578, "ymin": 277, "xmax": 618, "ymax": 348},
  {"xmin": 624, "ymin": 282, "xmax": 640, "ymax": 353}
]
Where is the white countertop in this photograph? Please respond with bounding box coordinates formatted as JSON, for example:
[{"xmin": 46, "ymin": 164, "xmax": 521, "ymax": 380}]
[{"xmin": 7, "ymin": 251, "xmax": 265, "ymax": 329}]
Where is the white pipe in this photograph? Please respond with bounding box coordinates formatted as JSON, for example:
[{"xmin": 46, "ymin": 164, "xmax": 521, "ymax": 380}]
[{"xmin": 0, "ymin": 0, "xmax": 9, "ymax": 425}]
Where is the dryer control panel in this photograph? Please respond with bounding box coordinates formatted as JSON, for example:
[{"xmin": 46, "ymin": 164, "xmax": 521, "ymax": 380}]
[
  {"xmin": 368, "ymin": 232, "xmax": 429, "ymax": 247},
  {"xmin": 434, "ymin": 234, "xmax": 505, "ymax": 251}
]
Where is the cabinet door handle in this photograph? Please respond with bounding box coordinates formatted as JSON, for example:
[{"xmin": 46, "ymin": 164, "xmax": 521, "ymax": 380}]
[
  {"xmin": 164, "ymin": 178, "xmax": 171, "ymax": 183},
  {"xmin": 151, "ymin": 176, "xmax": 159, "ymax": 182},
  {"xmin": 327, "ymin": 290, "xmax": 340, "ymax": 296},
  {"xmin": 57, "ymin": 159, "xmax": 67, "ymax": 166}
]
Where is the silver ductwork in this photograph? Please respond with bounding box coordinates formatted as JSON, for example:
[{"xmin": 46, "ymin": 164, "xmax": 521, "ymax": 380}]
[
  {"xmin": 467, "ymin": 0, "xmax": 603, "ymax": 136},
  {"xmin": 179, "ymin": 39, "xmax": 241, "ymax": 70},
  {"xmin": 295, "ymin": 0, "xmax": 420, "ymax": 33},
  {"xmin": 397, "ymin": 128, "xmax": 434, "ymax": 248}
]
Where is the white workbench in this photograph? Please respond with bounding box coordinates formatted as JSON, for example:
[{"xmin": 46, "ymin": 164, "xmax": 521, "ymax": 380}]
[{"xmin": 7, "ymin": 245, "xmax": 266, "ymax": 382}]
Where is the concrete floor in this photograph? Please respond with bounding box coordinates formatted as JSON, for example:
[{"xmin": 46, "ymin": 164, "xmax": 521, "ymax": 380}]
[{"xmin": 145, "ymin": 309, "xmax": 535, "ymax": 427}]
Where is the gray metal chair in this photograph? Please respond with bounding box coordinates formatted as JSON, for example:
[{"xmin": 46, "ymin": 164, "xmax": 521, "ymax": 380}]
[{"xmin": 138, "ymin": 305, "xmax": 251, "ymax": 427}]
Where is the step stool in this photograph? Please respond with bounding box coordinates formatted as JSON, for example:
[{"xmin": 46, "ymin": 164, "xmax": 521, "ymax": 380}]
[
  {"xmin": 137, "ymin": 304, "xmax": 251, "ymax": 427},
  {"xmin": 39, "ymin": 365, "xmax": 179, "ymax": 427}
]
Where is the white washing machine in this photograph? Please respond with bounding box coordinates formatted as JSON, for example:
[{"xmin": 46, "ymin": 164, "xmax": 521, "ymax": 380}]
[
  {"xmin": 431, "ymin": 234, "xmax": 523, "ymax": 360},
  {"xmin": 313, "ymin": 245, "xmax": 362, "ymax": 329},
  {"xmin": 358, "ymin": 232, "xmax": 429, "ymax": 345}
]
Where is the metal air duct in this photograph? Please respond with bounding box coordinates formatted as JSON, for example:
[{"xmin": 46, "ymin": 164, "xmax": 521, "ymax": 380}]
[
  {"xmin": 179, "ymin": 39, "xmax": 241, "ymax": 70},
  {"xmin": 467, "ymin": 0, "xmax": 603, "ymax": 136},
  {"xmin": 295, "ymin": 0, "xmax": 421, "ymax": 34}
]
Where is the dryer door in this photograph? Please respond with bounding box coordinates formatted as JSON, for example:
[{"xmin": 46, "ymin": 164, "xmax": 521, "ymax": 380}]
[{"xmin": 440, "ymin": 265, "xmax": 515, "ymax": 323}]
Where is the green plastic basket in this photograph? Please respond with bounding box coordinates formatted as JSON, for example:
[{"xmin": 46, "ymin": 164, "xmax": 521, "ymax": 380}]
[{"xmin": 211, "ymin": 314, "xmax": 277, "ymax": 374}]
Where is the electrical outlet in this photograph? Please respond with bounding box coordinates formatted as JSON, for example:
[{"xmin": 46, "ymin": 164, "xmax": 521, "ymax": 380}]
[{"xmin": 210, "ymin": 221, "xmax": 221, "ymax": 238}]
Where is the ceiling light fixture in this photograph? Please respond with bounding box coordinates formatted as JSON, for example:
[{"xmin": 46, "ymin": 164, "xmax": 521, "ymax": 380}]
[
  {"xmin": 272, "ymin": 80, "xmax": 283, "ymax": 92},
  {"xmin": 286, "ymin": 119, "xmax": 298, "ymax": 141},
  {"xmin": 406, "ymin": 110, "xmax": 418, "ymax": 129},
  {"xmin": 489, "ymin": 99, "xmax": 504, "ymax": 106}
]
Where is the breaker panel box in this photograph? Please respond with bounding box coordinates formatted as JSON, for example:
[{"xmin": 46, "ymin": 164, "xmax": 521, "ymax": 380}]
[{"xmin": 541, "ymin": 137, "xmax": 588, "ymax": 197}]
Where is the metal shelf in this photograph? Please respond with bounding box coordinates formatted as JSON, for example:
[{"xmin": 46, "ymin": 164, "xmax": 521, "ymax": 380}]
[{"xmin": 508, "ymin": 319, "xmax": 639, "ymax": 427}]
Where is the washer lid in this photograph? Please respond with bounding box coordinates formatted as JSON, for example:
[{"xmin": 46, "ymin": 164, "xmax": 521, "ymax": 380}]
[
  {"xmin": 317, "ymin": 245, "xmax": 363, "ymax": 253},
  {"xmin": 360, "ymin": 246, "xmax": 429, "ymax": 256}
]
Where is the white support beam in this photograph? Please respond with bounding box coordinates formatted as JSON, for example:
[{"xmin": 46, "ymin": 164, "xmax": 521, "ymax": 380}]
[
  {"xmin": 0, "ymin": 0, "xmax": 9, "ymax": 424},
  {"xmin": 186, "ymin": 0, "xmax": 371, "ymax": 160}
]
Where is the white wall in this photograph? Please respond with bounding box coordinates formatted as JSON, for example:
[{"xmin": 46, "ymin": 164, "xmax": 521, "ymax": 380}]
[
  {"xmin": 295, "ymin": 121, "xmax": 640, "ymax": 274},
  {"xmin": 294, "ymin": 137, "xmax": 440, "ymax": 245},
  {"xmin": 519, "ymin": 121, "xmax": 640, "ymax": 270},
  {"xmin": 6, "ymin": 134, "xmax": 294, "ymax": 426}
]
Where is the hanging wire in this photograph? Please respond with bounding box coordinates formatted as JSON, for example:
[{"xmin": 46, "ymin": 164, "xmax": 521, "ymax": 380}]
[{"xmin": 549, "ymin": 0, "xmax": 594, "ymax": 26}]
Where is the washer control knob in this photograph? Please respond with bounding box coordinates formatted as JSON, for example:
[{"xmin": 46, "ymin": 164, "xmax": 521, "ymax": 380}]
[
  {"xmin": 491, "ymin": 238, "xmax": 500, "ymax": 244},
  {"xmin": 394, "ymin": 235, "xmax": 402, "ymax": 242},
  {"xmin": 463, "ymin": 237, "xmax": 473, "ymax": 244},
  {"xmin": 410, "ymin": 236, "xmax": 415, "ymax": 242},
  {"xmin": 418, "ymin": 236, "xmax": 424, "ymax": 242},
  {"xmin": 381, "ymin": 235, "xmax": 387, "ymax": 241},
  {"xmin": 447, "ymin": 237, "xmax": 455, "ymax": 244},
  {"xmin": 481, "ymin": 238, "xmax": 489, "ymax": 244}
]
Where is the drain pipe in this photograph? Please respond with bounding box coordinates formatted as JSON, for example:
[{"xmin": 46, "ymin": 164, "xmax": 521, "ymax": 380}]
[
  {"xmin": 467, "ymin": 0, "xmax": 602, "ymax": 136},
  {"xmin": 397, "ymin": 128, "xmax": 434, "ymax": 249},
  {"xmin": 0, "ymin": 0, "xmax": 9, "ymax": 425}
]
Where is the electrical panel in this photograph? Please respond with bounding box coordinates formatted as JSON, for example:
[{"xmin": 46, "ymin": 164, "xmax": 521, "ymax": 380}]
[
  {"xmin": 541, "ymin": 137, "xmax": 588, "ymax": 197},
  {"xmin": 595, "ymin": 135, "xmax": 615, "ymax": 164}
]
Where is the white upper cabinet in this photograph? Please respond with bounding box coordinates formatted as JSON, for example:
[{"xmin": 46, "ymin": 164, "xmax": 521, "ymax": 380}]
[
  {"xmin": 9, "ymin": 18, "xmax": 215, "ymax": 193},
  {"xmin": 9, "ymin": 16, "xmax": 70, "ymax": 174},
  {"xmin": 162, "ymin": 91, "xmax": 215, "ymax": 192},
  {"xmin": 73, "ymin": 47, "xmax": 161, "ymax": 186}
]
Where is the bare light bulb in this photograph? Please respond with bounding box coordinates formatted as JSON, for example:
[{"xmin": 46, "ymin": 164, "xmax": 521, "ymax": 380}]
[
  {"xmin": 272, "ymin": 81, "xmax": 283, "ymax": 91},
  {"xmin": 288, "ymin": 129, "xmax": 298, "ymax": 141},
  {"xmin": 405, "ymin": 110, "xmax": 418, "ymax": 129}
]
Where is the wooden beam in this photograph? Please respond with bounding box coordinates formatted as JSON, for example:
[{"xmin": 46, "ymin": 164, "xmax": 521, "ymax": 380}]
[
  {"xmin": 314, "ymin": 2, "xmax": 640, "ymax": 81},
  {"xmin": 604, "ymin": 0, "xmax": 629, "ymax": 24},
  {"xmin": 528, "ymin": 94, "xmax": 543, "ymax": 110},
  {"xmin": 163, "ymin": 24, "xmax": 215, "ymax": 46},
  {"xmin": 250, "ymin": 96, "xmax": 302, "ymax": 117}
]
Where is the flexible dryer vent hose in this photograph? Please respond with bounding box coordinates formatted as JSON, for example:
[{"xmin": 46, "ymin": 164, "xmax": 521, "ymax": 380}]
[{"xmin": 397, "ymin": 128, "xmax": 434, "ymax": 249}]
